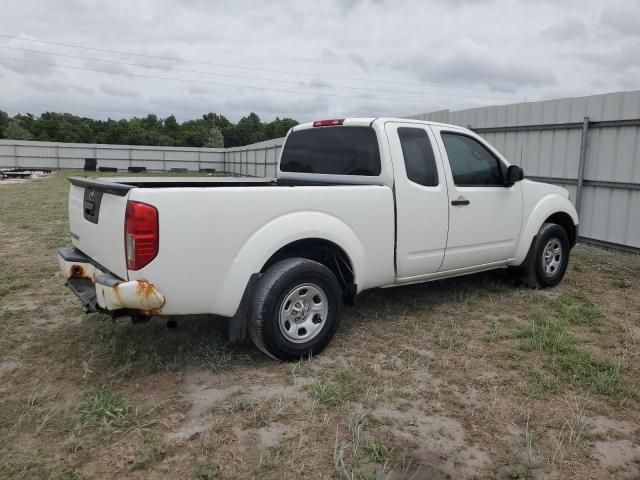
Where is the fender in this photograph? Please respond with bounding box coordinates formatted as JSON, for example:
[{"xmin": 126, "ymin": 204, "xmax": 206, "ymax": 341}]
[
  {"xmin": 511, "ymin": 193, "xmax": 579, "ymax": 265},
  {"xmin": 215, "ymin": 211, "xmax": 369, "ymax": 317}
]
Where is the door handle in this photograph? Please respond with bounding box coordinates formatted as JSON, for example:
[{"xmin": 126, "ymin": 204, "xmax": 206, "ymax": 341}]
[{"xmin": 451, "ymin": 197, "xmax": 470, "ymax": 206}]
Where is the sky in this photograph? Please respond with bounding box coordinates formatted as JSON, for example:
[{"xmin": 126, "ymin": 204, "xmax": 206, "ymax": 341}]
[{"xmin": 0, "ymin": 0, "xmax": 639, "ymax": 123}]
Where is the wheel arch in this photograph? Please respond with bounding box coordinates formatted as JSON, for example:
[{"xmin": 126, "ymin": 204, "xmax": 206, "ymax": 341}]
[
  {"xmin": 216, "ymin": 211, "xmax": 367, "ymax": 318},
  {"xmin": 544, "ymin": 211, "xmax": 577, "ymax": 247},
  {"xmin": 261, "ymin": 238, "xmax": 357, "ymax": 304},
  {"xmin": 512, "ymin": 194, "xmax": 579, "ymax": 265}
]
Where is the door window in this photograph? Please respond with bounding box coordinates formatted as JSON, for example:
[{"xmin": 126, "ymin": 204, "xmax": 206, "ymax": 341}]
[
  {"xmin": 398, "ymin": 127, "xmax": 439, "ymax": 186},
  {"xmin": 441, "ymin": 133, "xmax": 504, "ymax": 186}
]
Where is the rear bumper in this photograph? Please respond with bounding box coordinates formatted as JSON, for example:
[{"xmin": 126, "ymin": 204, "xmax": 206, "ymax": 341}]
[{"xmin": 58, "ymin": 247, "xmax": 165, "ymax": 315}]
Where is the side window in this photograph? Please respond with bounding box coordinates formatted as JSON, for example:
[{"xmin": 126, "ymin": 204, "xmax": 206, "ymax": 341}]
[
  {"xmin": 441, "ymin": 133, "xmax": 504, "ymax": 186},
  {"xmin": 398, "ymin": 127, "xmax": 439, "ymax": 187}
]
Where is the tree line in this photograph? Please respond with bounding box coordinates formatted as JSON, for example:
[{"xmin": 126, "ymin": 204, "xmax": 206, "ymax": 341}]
[{"xmin": 0, "ymin": 110, "xmax": 299, "ymax": 148}]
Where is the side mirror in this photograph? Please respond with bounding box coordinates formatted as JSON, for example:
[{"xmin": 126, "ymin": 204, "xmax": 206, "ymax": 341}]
[{"xmin": 505, "ymin": 165, "xmax": 524, "ymax": 187}]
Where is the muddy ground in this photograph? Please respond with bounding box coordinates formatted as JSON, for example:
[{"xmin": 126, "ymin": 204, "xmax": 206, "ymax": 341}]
[{"xmin": 0, "ymin": 172, "xmax": 639, "ymax": 479}]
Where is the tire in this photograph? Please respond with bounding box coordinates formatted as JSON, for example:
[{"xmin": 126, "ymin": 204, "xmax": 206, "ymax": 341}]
[
  {"xmin": 248, "ymin": 258, "xmax": 342, "ymax": 361},
  {"xmin": 521, "ymin": 222, "xmax": 571, "ymax": 288}
]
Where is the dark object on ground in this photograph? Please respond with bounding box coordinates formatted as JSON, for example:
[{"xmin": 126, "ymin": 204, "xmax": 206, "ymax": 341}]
[
  {"xmin": 84, "ymin": 158, "xmax": 97, "ymax": 172},
  {"xmin": 199, "ymin": 168, "xmax": 217, "ymax": 173},
  {"xmin": 0, "ymin": 168, "xmax": 52, "ymax": 180},
  {"xmin": 128, "ymin": 166, "xmax": 147, "ymax": 173},
  {"xmin": 170, "ymin": 168, "xmax": 188, "ymax": 173},
  {"xmin": 98, "ymin": 167, "xmax": 118, "ymax": 172}
]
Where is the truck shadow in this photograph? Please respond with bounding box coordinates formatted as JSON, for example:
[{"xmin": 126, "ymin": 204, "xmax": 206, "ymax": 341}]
[
  {"xmin": 73, "ymin": 269, "xmax": 521, "ymax": 376},
  {"xmin": 339, "ymin": 268, "xmax": 523, "ymax": 334}
]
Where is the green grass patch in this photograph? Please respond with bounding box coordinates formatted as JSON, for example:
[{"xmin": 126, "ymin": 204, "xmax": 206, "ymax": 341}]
[
  {"xmin": 434, "ymin": 321, "xmax": 463, "ymax": 351},
  {"xmin": 524, "ymin": 370, "xmax": 561, "ymax": 398},
  {"xmin": 79, "ymin": 388, "xmax": 138, "ymax": 430},
  {"xmin": 363, "ymin": 439, "xmax": 389, "ymax": 464},
  {"xmin": 553, "ymin": 350, "xmax": 627, "ymax": 396},
  {"xmin": 310, "ymin": 364, "xmax": 369, "ymax": 408},
  {"xmin": 516, "ymin": 314, "xmax": 575, "ymax": 355},
  {"xmin": 0, "ymin": 259, "xmax": 27, "ymax": 297},
  {"xmin": 548, "ymin": 294, "xmax": 603, "ymax": 325},
  {"xmin": 517, "ymin": 310, "xmax": 630, "ymax": 398}
]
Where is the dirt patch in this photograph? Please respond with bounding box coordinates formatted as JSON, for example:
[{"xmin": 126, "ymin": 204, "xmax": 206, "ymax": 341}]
[{"xmin": 593, "ymin": 440, "xmax": 640, "ymax": 477}]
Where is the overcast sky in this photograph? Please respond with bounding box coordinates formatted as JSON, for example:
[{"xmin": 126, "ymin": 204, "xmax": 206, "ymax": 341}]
[{"xmin": 0, "ymin": 0, "xmax": 639, "ymax": 122}]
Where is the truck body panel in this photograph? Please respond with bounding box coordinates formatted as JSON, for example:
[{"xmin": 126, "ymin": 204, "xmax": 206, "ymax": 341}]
[{"xmin": 59, "ymin": 117, "xmax": 579, "ymax": 325}]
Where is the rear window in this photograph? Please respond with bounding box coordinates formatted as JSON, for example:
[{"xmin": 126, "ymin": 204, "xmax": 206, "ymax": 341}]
[{"xmin": 280, "ymin": 126, "xmax": 381, "ymax": 176}]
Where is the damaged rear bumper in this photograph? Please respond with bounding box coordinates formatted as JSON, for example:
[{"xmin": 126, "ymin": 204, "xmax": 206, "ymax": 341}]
[{"xmin": 57, "ymin": 247, "xmax": 165, "ymax": 315}]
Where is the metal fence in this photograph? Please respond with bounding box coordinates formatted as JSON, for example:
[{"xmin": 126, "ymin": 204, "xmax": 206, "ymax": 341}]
[
  {"xmin": 1, "ymin": 90, "xmax": 638, "ymax": 251},
  {"xmin": 0, "ymin": 137, "xmax": 284, "ymax": 177},
  {"xmin": 0, "ymin": 141, "xmax": 228, "ymax": 172},
  {"xmin": 409, "ymin": 90, "xmax": 640, "ymax": 252}
]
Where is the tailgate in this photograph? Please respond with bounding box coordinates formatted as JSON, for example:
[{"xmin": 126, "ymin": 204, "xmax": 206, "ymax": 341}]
[{"xmin": 68, "ymin": 177, "xmax": 132, "ymax": 279}]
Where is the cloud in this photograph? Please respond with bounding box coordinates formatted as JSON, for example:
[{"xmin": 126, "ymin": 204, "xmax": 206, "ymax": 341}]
[
  {"xmin": 348, "ymin": 52, "xmax": 368, "ymax": 71},
  {"xmin": 600, "ymin": 7, "xmax": 640, "ymax": 37},
  {"xmin": 335, "ymin": 0, "xmax": 383, "ymax": 15},
  {"xmin": 543, "ymin": 17, "xmax": 587, "ymax": 41},
  {"xmin": 84, "ymin": 59, "xmax": 133, "ymax": 76},
  {"xmin": 396, "ymin": 46, "xmax": 557, "ymax": 93},
  {"xmin": 0, "ymin": 45, "xmax": 58, "ymax": 75},
  {"xmin": 99, "ymin": 84, "xmax": 140, "ymax": 98},
  {"xmin": 577, "ymin": 42, "xmax": 640, "ymax": 71},
  {"xmin": 187, "ymin": 85, "xmax": 214, "ymax": 95},
  {"xmin": 307, "ymin": 78, "xmax": 331, "ymax": 89}
]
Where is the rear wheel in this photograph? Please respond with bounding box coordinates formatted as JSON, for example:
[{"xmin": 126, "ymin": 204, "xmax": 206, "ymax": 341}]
[
  {"xmin": 521, "ymin": 222, "xmax": 570, "ymax": 288},
  {"xmin": 248, "ymin": 258, "xmax": 342, "ymax": 361}
]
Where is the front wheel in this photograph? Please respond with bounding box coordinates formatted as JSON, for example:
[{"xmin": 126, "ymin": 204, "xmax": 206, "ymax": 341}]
[
  {"xmin": 522, "ymin": 222, "xmax": 571, "ymax": 288},
  {"xmin": 248, "ymin": 258, "xmax": 342, "ymax": 361}
]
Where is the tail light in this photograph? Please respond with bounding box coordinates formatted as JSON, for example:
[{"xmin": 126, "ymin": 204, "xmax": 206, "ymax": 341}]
[
  {"xmin": 125, "ymin": 201, "xmax": 159, "ymax": 270},
  {"xmin": 313, "ymin": 119, "xmax": 344, "ymax": 127}
]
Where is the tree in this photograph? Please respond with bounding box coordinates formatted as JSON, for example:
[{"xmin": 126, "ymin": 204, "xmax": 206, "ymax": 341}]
[
  {"xmin": 234, "ymin": 112, "xmax": 265, "ymax": 146},
  {"xmin": 3, "ymin": 118, "xmax": 33, "ymax": 140},
  {"xmin": 0, "ymin": 109, "xmax": 295, "ymax": 146},
  {"xmin": 0, "ymin": 110, "xmax": 8, "ymax": 138},
  {"xmin": 204, "ymin": 125, "xmax": 224, "ymax": 148}
]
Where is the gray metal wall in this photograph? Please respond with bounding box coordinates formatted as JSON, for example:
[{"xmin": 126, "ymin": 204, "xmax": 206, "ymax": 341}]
[
  {"xmin": 0, "ymin": 141, "xmax": 226, "ymax": 172},
  {"xmin": 223, "ymin": 138, "xmax": 283, "ymax": 178},
  {"xmin": 409, "ymin": 90, "xmax": 640, "ymax": 251}
]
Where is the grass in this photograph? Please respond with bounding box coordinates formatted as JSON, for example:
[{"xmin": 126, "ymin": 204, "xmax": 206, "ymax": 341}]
[
  {"xmin": 434, "ymin": 319, "xmax": 464, "ymax": 350},
  {"xmin": 517, "ymin": 306, "xmax": 629, "ymax": 398},
  {"xmin": 79, "ymin": 387, "xmax": 138, "ymax": 430},
  {"xmin": 1, "ymin": 173, "xmax": 639, "ymax": 479},
  {"xmin": 310, "ymin": 364, "xmax": 370, "ymax": 408},
  {"xmin": 45, "ymin": 315, "xmax": 257, "ymax": 380},
  {"xmin": 363, "ymin": 439, "xmax": 389, "ymax": 464},
  {"xmin": 548, "ymin": 294, "xmax": 603, "ymax": 326},
  {"xmin": 517, "ymin": 314, "xmax": 575, "ymax": 355}
]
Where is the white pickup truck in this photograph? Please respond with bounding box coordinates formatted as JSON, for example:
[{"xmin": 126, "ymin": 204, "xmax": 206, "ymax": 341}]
[{"xmin": 58, "ymin": 118, "xmax": 579, "ymax": 360}]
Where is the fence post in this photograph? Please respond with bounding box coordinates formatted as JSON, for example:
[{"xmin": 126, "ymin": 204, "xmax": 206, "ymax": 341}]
[
  {"xmin": 13, "ymin": 143, "xmax": 18, "ymax": 168},
  {"xmin": 56, "ymin": 145, "xmax": 61, "ymax": 169},
  {"xmin": 197, "ymin": 150, "xmax": 201, "ymax": 172},
  {"xmin": 223, "ymin": 149, "xmax": 227, "ymax": 175},
  {"xmin": 162, "ymin": 150, "xmax": 166, "ymax": 171},
  {"xmin": 575, "ymin": 116, "xmax": 590, "ymax": 218}
]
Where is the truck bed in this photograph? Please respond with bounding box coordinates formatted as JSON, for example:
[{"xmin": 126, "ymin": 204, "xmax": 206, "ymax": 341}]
[{"xmin": 67, "ymin": 175, "xmax": 395, "ymax": 317}]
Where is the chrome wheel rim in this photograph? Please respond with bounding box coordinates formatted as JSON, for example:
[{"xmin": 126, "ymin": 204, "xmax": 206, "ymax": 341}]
[
  {"xmin": 542, "ymin": 238, "xmax": 563, "ymax": 276},
  {"xmin": 278, "ymin": 283, "xmax": 328, "ymax": 343}
]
